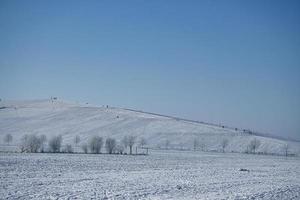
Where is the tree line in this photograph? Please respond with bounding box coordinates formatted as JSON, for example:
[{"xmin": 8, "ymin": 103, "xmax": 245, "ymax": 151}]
[
  {"xmin": 14, "ymin": 134, "xmax": 148, "ymax": 155},
  {"xmin": 1, "ymin": 133, "xmax": 293, "ymax": 157}
]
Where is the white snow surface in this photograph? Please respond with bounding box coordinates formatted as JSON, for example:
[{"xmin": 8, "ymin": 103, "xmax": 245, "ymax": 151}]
[
  {"xmin": 0, "ymin": 99, "xmax": 299, "ymax": 155},
  {"xmin": 1, "ymin": 150, "xmax": 300, "ymax": 199}
]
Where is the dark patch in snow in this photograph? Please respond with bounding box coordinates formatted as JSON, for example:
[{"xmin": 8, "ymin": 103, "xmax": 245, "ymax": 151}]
[{"xmin": 239, "ymin": 168, "xmax": 250, "ymax": 172}]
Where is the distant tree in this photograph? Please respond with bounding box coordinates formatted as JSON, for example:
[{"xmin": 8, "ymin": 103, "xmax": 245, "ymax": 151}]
[
  {"xmin": 193, "ymin": 138, "xmax": 199, "ymax": 151},
  {"xmin": 74, "ymin": 135, "xmax": 81, "ymax": 146},
  {"xmin": 199, "ymin": 139, "xmax": 206, "ymax": 151},
  {"xmin": 20, "ymin": 134, "xmax": 43, "ymax": 153},
  {"xmin": 89, "ymin": 136, "xmax": 103, "ymax": 154},
  {"xmin": 39, "ymin": 134, "xmax": 47, "ymax": 152},
  {"xmin": 48, "ymin": 135, "xmax": 63, "ymax": 153},
  {"xmin": 64, "ymin": 144, "xmax": 73, "ymax": 153},
  {"xmin": 4, "ymin": 134, "xmax": 13, "ymax": 145},
  {"xmin": 122, "ymin": 136, "xmax": 129, "ymax": 153},
  {"xmin": 20, "ymin": 135, "xmax": 29, "ymax": 152},
  {"xmin": 115, "ymin": 144, "xmax": 125, "ymax": 154},
  {"xmin": 221, "ymin": 138, "xmax": 229, "ymax": 153},
  {"xmin": 262, "ymin": 146, "xmax": 269, "ymax": 155},
  {"xmin": 248, "ymin": 138, "xmax": 261, "ymax": 154},
  {"xmin": 20, "ymin": 134, "xmax": 29, "ymax": 152},
  {"xmin": 105, "ymin": 138, "xmax": 116, "ymax": 154},
  {"xmin": 283, "ymin": 143, "xmax": 289, "ymax": 157},
  {"xmin": 81, "ymin": 143, "xmax": 88, "ymax": 153},
  {"xmin": 128, "ymin": 135, "xmax": 136, "ymax": 155},
  {"xmin": 179, "ymin": 142, "xmax": 184, "ymax": 150},
  {"xmin": 139, "ymin": 137, "xmax": 147, "ymax": 148},
  {"xmin": 165, "ymin": 139, "xmax": 170, "ymax": 150}
]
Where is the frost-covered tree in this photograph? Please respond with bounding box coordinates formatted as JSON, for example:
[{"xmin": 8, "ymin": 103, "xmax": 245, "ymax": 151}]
[
  {"xmin": 28, "ymin": 135, "xmax": 41, "ymax": 153},
  {"xmin": 20, "ymin": 135, "xmax": 29, "ymax": 152},
  {"xmin": 121, "ymin": 136, "xmax": 129, "ymax": 153},
  {"xmin": 128, "ymin": 135, "xmax": 136, "ymax": 155},
  {"xmin": 139, "ymin": 137, "xmax": 147, "ymax": 148},
  {"xmin": 89, "ymin": 136, "xmax": 103, "ymax": 154},
  {"xmin": 248, "ymin": 138, "xmax": 261, "ymax": 154},
  {"xmin": 193, "ymin": 138, "xmax": 199, "ymax": 151},
  {"xmin": 39, "ymin": 134, "xmax": 47, "ymax": 152},
  {"xmin": 179, "ymin": 142, "xmax": 184, "ymax": 150},
  {"xmin": 64, "ymin": 144, "xmax": 73, "ymax": 153},
  {"xmin": 20, "ymin": 134, "xmax": 43, "ymax": 153},
  {"xmin": 48, "ymin": 135, "xmax": 63, "ymax": 153},
  {"xmin": 199, "ymin": 139, "xmax": 206, "ymax": 151},
  {"xmin": 4, "ymin": 134, "xmax": 13, "ymax": 145},
  {"xmin": 81, "ymin": 143, "xmax": 88, "ymax": 153},
  {"xmin": 105, "ymin": 138, "xmax": 116, "ymax": 154},
  {"xmin": 165, "ymin": 139, "xmax": 170, "ymax": 150},
  {"xmin": 221, "ymin": 138, "xmax": 229, "ymax": 153},
  {"xmin": 115, "ymin": 143, "xmax": 125, "ymax": 154},
  {"xmin": 283, "ymin": 143, "xmax": 289, "ymax": 157},
  {"xmin": 74, "ymin": 135, "xmax": 80, "ymax": 146}
]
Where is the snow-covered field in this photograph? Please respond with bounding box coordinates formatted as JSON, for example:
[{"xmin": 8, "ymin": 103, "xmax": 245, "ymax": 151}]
[
  {"xmin": 1, "ymin": 99, "xmax": 300, "ymax": 199},
  {"xmin": 1, "ymin": 150, "xmax": 300, "ymax": 200}
]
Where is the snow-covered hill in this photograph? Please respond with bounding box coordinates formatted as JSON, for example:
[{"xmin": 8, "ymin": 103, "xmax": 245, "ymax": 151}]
[{"xmin": 0, "ymin": 99, "xmax": 299, "ymax": 155}]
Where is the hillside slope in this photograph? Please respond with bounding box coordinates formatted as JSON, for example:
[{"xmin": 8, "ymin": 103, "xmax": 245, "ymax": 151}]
[{"xmin": 0, "ymin": 99, "xmax": 299, "ymax": 155}]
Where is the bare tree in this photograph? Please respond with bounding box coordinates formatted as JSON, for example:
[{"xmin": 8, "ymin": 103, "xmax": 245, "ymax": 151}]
[
  {"xmin": 139, "ymin": 137, "xmax": 147, "ymax": 148},
  {"xmin": 122, "ymin": 136, "xmax": 129, "ymax": 153},
  {"xmin": 248, "ymin": 138, "xmax": 261, "ymax": 154},
  {"xmin": 20, "ymin": 134, "xmax": 43, "ymax": 153},
  {"xmin": 283, "ymin": 143, "xmax": 289, "ymax": 157},
  {"xmin": 199, "ymin": 139, "xmax": 206, "ymax": 152},
  {"xmin": 64, "ymin": 144, "xmax": 73, "ymax": 153},
  {"xmin": 81, "ymin": 143, "xmax": 88, "ymax": 153},
  {"xmin": 105, "ymin": 138, "xmax": 117, "ymax": 154},
  {"xmin": 29, "ymin": 135, "xmax": 42, "ymax": 153},
  {"xmin": 20, "ymin": 134, "xmax": 28, "ymax": 152},
  {"xmin": 193, "ymin": 138, "xmax": 199, "ymax": 151},
  {"xmin": 48, "ymin": 135, "xmax": 63, "ymax": 153},
  {"xmin": 105, "ymin": 138, "xmax": 116, "ymax": 154},
  {"xmin": 89, "ymin": 136, "xmax": 103, "ymax": 154},
  {"xmin": 221, "ymin": 138, "xmax": 229, "ymax": 153},
  {"xmin": 115, "ymin": 143, "xmax": 125, "ymax": 154},
  {"xmin": 165, "ymin": 139, "xmax": 170, "ymax": 150},
  {"xmin": 39, "ymin": 134, "xmax": 47, "ymax": 152},
  {"xmin": 128, "ymin": 135, "xmax": 136, "ymax": 155},
  {"xmin": 74, "ymin": 135, "xmax": 81, "ymax": 146},
  {"xmin": 179, "ymin": 142, "xmax": 184, "ymax": 150},
  {"xmin": 4, "ymin": 134, "xmax": 13, "ymax": 145}
]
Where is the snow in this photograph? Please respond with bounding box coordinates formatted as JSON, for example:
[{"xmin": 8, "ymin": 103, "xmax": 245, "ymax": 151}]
[
  {"xmin": 0, "ymin": 99, "xmax": 299, "ymax": 155},
  {"xmin": 1, "ymin": 150, "xmax": 300, "ymax": 199}
]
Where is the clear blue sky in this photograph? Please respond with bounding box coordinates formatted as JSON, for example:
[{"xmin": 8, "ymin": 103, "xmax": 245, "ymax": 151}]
[{"xmin": 0, "ymin": 0, "xmax": 299, "ymax": 139}]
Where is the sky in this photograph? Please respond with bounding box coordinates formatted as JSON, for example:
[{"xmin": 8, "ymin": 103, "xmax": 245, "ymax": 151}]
[{"xmin": 0, "ymin": 0, "xmax": 299, "ymax": 140}]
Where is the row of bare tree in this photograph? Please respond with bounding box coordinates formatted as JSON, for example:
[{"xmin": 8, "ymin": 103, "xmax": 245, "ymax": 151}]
[
  {"xmin": 1, "ymin": 133, "xmax": 292, "ymax": 156},
  {"xmin": 17, "ymin": 134, "xmax": 148, "ymax": 155},
  {"xmin": 187, "ymin": 137, "xmax": 290, "ymax": 156},
  {"xmin": 20, "ymin": 134, "xmax": 61, "ymax": 153},
  {"xmin": 81, "ymin": 135, "xmax": 147, "ymax": 155}
]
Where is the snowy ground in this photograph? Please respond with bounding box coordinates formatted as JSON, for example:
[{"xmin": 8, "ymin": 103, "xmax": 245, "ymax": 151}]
[{"xmin": 1, "ymin": 150, "xmax": 300, "ymax": 200}]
